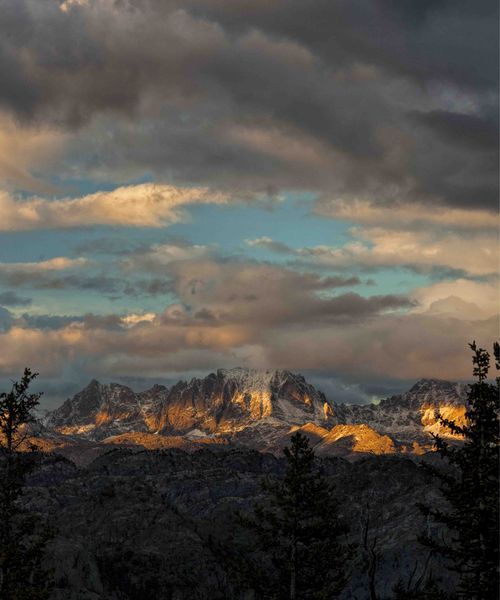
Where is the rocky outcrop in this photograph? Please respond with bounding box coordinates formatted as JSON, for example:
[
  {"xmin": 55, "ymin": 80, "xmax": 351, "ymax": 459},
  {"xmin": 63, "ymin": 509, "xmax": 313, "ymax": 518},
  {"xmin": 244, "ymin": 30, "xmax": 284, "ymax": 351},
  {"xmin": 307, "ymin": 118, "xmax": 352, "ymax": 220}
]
[
  {"xmin": 44, "ymin": 373, "xmax": 469, "ymax": 458},
  {"xmin": 46, "ymin": 380, "xmax": 168, "ymax": 439},
  {"xmin": 46, "ymin": 368, "xmax": 334, "ymax": 441},
  {"xmin": 316, "ymin": 424, "xmax": 396, "ymax": 456},
  {"xmin": 154, "ymin": 368, "xmax": 332, "ymax": 433},
  {"xmin": 335, "ymin": 378, "xmax": 468, "ymax": 450}
]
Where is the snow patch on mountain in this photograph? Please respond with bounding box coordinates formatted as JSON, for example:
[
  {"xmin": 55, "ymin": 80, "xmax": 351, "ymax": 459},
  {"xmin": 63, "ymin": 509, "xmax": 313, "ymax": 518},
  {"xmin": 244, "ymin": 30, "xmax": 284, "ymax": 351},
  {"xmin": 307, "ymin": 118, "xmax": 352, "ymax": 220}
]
[{"xmin": 44, "ymin": 371, "xmax": 469, "ymax": 455}]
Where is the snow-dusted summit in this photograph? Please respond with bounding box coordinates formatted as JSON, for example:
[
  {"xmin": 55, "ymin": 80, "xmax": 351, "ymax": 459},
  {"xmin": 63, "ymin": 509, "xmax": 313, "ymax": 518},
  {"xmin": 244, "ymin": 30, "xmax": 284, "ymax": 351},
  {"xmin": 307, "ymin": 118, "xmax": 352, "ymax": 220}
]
[
  {"xmin": 333, "ymin": 378, "xmax": 468, "ymax": 451},
  {"xmin": 47, "ymin": 368, "xmax": 333, "ymax": 441},
  {"xmin": 46, "ymin": 380, "xmax": 167, "ymax": 438},
  {"xmin": 45, "ymin": 371, "xmax": 469, "ymax": 455}
]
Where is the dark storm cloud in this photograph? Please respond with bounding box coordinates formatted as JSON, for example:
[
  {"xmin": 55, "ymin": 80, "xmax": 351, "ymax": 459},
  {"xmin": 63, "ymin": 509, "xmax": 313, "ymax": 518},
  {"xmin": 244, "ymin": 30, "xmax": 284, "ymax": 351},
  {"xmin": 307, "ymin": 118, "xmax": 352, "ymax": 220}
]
[
  {"xmin": 412, "ymin": 110, "xmax": 499, "ymax": 150},
  {"xmin": 0, "ymin": 0, "xmax": 497, "ymax": 208},
  {"xmin": 182, "ymin": 0, "xmax": 497, "ymax": 90}
]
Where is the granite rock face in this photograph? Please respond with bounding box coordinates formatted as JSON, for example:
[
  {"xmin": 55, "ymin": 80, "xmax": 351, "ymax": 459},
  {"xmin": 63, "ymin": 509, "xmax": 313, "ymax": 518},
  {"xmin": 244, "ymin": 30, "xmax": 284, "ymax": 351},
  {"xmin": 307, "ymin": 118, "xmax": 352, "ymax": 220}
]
[
  {"xmin": 334, "ymin": 378, "xmax": 468, "ymax": 451},
  {"xmin": 155, "ymin": 368, "xmax": 332, "ymax": 434},
  {"xmin": 46, "ymin": 380, "xmax": 168, "ymax": 440},
  {"xmin": 44, "ymin": 372, "xmax": 468, "ymax": 459},
  {"xmin": 46, "ymin": 368, "xmax": 333, "ymax": 443}
]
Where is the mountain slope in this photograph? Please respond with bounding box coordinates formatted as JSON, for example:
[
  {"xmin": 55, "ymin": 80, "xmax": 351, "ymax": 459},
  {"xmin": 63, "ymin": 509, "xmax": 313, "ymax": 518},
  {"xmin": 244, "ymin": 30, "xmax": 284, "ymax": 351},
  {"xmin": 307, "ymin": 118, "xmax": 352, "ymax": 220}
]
[
  {"xmin": 47, "ymin": 368, "xmax": 334, "ymax": 442},
  {"xmin": 157, "ymin": 368, "xmax": 333, "ymax": 433},
  {"xmin": 334, "ymin": 378, "xmax": 468, "ymax": 449},
  {"xmin": 44, "ymin": 371, "xmax": 468, "ymax": 458},
  {"xmin": 47, "ymin": 380, "xmax": 168, "ymax": 439}
]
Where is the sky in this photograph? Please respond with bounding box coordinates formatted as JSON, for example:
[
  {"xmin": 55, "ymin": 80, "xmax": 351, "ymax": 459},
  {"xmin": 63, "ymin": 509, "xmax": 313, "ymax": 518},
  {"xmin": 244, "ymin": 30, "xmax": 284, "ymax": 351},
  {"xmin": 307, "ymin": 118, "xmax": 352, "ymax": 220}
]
[{"xmin": 0, "ymin": 0, "xmax": 498, "ymax": 408}]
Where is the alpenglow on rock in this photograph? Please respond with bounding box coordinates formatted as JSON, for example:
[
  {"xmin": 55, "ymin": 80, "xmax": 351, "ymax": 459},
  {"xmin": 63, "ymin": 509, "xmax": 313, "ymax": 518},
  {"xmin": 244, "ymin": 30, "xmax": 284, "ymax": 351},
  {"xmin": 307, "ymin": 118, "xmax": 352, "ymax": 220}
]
[
  {"xmin": 46, "ymin": 368, "xmax": 335, "ymax": 441},
  {"xmin": 335, "ymin": 378, "xmax": 468, "ymax": 448},
  {"xmin": 45, "ymin": 372, "xmax": 468, "ymax": 457},
  {"xmin": 45, "ymin": 379, "xmax": 168, "ymax": 439}
]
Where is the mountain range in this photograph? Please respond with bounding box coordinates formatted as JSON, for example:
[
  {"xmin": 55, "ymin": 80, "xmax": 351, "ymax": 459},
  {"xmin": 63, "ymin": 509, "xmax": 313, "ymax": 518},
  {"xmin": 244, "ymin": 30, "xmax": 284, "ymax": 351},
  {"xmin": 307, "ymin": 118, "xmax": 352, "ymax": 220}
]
[
  {"xmin": 20, "ymin": 369, "xmax": 467, "ymax": 598},
  {"xmin": 37, "ymin": 368, "xmax": 468, "ymax": 463}
]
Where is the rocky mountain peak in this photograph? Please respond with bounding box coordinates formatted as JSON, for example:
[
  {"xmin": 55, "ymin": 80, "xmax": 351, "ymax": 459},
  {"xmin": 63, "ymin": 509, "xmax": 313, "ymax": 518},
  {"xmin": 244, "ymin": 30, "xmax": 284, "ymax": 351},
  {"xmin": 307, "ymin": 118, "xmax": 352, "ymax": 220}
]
[
  {"xmin": 408, "ymin": 378, "xmax": 460, "ymax": 394},
  {"xmin": 147, "ymin": 384, "xmax": 168, "ymax": 393},
  {"xmin": 45, "ymin": 368, "xmax": 334, "ymax": 441},
  {"xmin": 43, "ymin": 370, "xmax": 469, "ymax": 455},
  {"xmin": 137, "ymin": 383, "xmax": 169, "ymax": 399},
  {"xmin": 379, "ymin": 378, "xmax": 467, "ymax": 411}
]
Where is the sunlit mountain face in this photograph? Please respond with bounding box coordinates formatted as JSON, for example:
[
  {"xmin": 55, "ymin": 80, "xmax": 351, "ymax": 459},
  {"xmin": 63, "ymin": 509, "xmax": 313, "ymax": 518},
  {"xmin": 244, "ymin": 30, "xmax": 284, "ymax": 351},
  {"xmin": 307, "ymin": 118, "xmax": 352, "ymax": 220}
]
[
  {"xmin": 0, "ymin": 0, "xmax": 497, "ymax": 408},
  {"xmin": 22, "ymin": 370, "xmax": 465, "ymax": 465}
]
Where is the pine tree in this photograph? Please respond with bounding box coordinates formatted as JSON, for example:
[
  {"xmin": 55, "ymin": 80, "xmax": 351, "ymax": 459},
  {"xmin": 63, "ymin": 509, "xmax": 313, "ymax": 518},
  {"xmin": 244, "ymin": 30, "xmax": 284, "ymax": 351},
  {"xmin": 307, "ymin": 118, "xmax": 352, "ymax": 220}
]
[
  {"xmin": 245, "ymin": 431, "xmax": 352, "ymax": 599},
  {"xmin": 419, "ymin": 342, "xmax": 499, "ymax": 600},
  {"xmin": 0, "ymin": 368, "xmax": 53, "ymax": 600}
]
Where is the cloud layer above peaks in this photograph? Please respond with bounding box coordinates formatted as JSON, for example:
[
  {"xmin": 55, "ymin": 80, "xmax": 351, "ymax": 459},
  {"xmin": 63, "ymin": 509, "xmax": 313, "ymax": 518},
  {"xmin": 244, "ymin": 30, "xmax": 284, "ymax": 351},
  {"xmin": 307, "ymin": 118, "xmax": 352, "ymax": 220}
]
[{"xmin": 0, "ymin": 0, "xmax": 497, "ymax": 403}]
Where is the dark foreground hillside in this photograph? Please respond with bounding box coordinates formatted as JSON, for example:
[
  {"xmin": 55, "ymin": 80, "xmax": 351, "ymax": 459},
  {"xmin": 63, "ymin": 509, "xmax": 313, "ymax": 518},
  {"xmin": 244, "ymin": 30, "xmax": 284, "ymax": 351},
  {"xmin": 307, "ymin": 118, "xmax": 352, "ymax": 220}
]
[{"xmin": 27, "ymin": 447, "xmax": 453, "ymax": 600}]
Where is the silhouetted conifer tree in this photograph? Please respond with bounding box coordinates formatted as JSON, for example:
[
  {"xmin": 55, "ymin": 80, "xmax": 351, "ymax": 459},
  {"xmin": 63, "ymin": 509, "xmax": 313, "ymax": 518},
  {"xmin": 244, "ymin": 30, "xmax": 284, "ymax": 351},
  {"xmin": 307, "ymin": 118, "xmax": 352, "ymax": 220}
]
[
  {"xmin": 419, "ymin": 342, "xmax": 499, "ymax": 600},
  {"xmin": 0, "ymin": 368, "xmax": 53, "ymax": 599},
  {"xmin": 245, "ymin": 431, "xmax": 352, "ymax": 599}
]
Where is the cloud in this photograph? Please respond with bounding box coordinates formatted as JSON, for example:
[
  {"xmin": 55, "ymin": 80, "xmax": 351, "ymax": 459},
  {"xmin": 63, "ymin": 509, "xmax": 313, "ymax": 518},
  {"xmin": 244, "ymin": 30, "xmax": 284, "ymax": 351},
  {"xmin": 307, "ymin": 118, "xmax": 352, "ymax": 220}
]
[
  {"xmin": 246, "ymin": 237, "xmax": 292, "ymax": 254},
  {"xmin": 14, "ymin": 313, "xmax": 124, "ymax": 331},
  {"xmin": 263, "ymin": 313, "xmax": 498, "ymax": 381},
  {"xmin": 121, "ymin": 312, "xmax": 156, "ymax": 327},
  {"xmin": 0, "ymin": 257, "xmax": 87, "ymax": 273},
  {"xmin": 0, "ymin": 291, "xmax": 32, "ymax": 307},
  {"xmin": 314, "ymin": 198, "xmax": 497, "ymax": 232},
  {"xmin": 0, "ymin": 112, "xmax": 67, "ymax": 194},
  {"xmin": 0, "ymin": 0, "xmax": 497, "ymax": 395},
  {"xmin": 0, "ymin": 256, "xmax": 413, "ymax": 377},
  {"xmin": 0, "ymin": 0, "xmax": 496, "ymax": 209},
  {"xmin": 121, "ymin": 243, "xmax": 214, "ymax": 273},
  {"xmin": 0, "ymin": 257, "xmax": 91, "ymax": 288},
  {"xmin": 0, "ymin": 307, "xmax": 14, "ymax": 332},
  {"xmin": 0, "ymin": 250, "xmax": 177, "ymax": 297},
  {"xmin": 304, "ymin": 198, "xmax": 498, "ymax": 277},
  {"xmin": 0, "ymin": 184, "xmax": 231, "ymax": 231},
  {"xmin": 0, "ymin": 256, "xmax": 120, "ymax": 293},
  {"xmin": 410, "ymin": 278, "xmax": 499, "ymax": 320},
  {"xmin": 59, "ymin": 0, "xmax": 89, "ymax": 12},
  {"xmin": 0, "ymin": 254, "xmax": 495, "ymax": 386},
  {"xmin": 247, "ymin": 223, "xmax": 497, "ymax": 277},
  {"xmin": 159, "ymin": 258, "xmax": 398, "ymax": 328},
  {"xmin": 298, "ymin": 229, "xmax": 497, "ymax": 277},
  {"xmin": 411, "ymin": 110, "xmax": 498, "ymax": 151},
  {"xmin": 0, "ymin": 304, "xmax": 495, "ymax": 385}
]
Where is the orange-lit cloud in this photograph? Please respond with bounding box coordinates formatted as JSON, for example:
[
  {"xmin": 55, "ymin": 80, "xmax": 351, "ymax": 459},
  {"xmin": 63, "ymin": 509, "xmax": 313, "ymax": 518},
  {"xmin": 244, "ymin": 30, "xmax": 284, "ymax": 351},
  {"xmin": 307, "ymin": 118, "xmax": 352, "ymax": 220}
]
[
  {"xmin": 0, "ymin": 184, "xmax": 231, "ymax": 231},
  {"xmin": 299, "ymin": 228, "xmax": 497, "ymax": 276},
  {"xmin": 0, "ymin": 257, "xmax": 87, "ymax": 273},
  {"xmin": 0, "ymin": 308, "xmax": 495, "ymax": 384},
  {"xmin": 315, "ymin": 197, "xmax": 497, "ymax": 232},
  {"xmin": 248, "ymin": 221, "xmax": 497, "ymax": 277}
]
